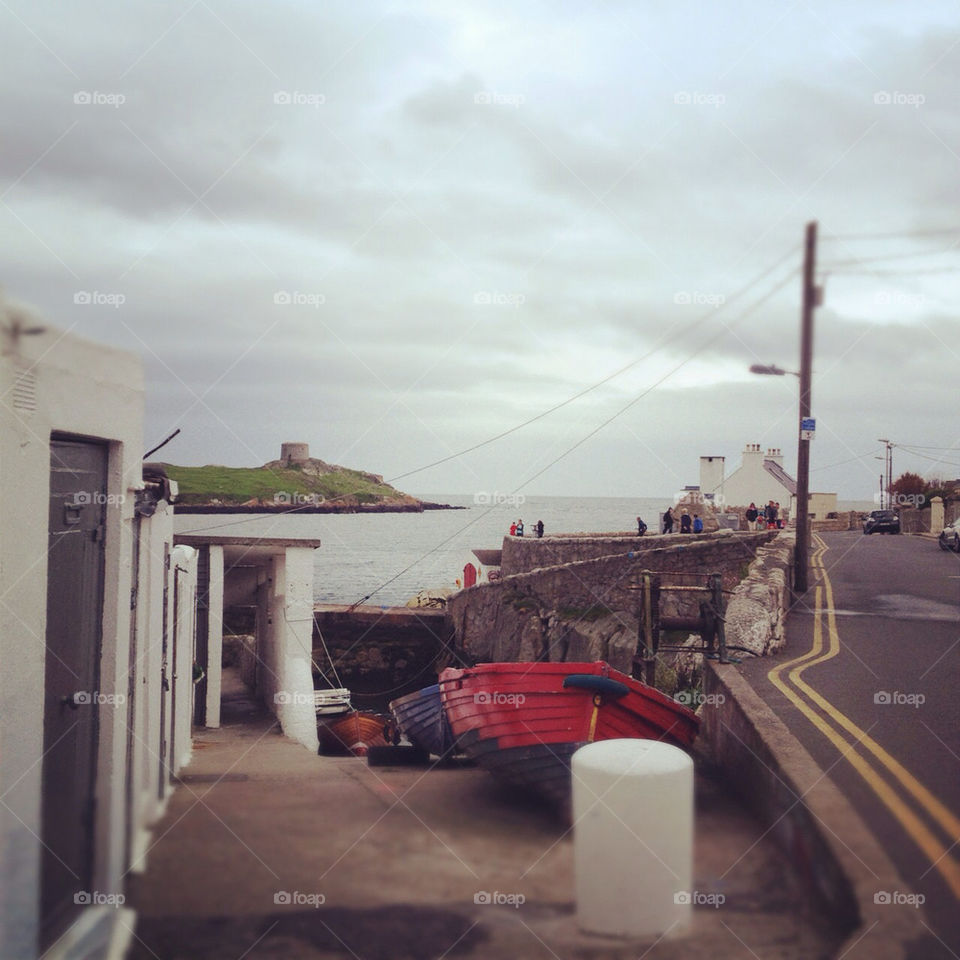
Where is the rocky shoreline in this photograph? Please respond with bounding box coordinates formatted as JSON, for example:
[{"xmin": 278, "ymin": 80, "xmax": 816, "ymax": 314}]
[{"xmin": 175, "ymin": 500, "xmax": 464, "ymax": 515}]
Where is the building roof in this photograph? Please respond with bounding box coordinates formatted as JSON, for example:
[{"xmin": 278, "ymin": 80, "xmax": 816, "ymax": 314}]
[{"xmin": 763, "ymin": 459, "xmax": 797, "ymax": 495}]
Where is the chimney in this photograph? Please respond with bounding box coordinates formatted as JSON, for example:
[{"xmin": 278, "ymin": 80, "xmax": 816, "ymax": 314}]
[{"xmin": 766, "ymin": 447, "xmax": 784, "ymax": 467}]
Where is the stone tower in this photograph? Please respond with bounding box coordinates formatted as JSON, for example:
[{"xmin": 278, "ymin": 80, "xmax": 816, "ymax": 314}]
[{"xmin": 280, "ymin": 442, "xmax": 310, "ymax": 465}]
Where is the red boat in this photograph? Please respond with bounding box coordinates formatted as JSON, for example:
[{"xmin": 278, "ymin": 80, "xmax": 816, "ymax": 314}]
[{"xmin": 438, "ymin": 661, "xmax": 699, "ymax": 809}]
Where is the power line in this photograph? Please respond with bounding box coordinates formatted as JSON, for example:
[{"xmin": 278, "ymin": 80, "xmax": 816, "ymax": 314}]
[
  {"xmin": 491, "ymin": 269, "xmax": 801, "ymax": 507},
  {"xmin": 824, "ymin": 228, "xmax": 960, "ymax": 241},
  {"xmin": 352, "ymin": 259, "xmax": 801, "ymax": 605},
  {"xmin": 387, "ymin": 243, "xmax": 801, "ymax": 485},
  {"xmin": 810, "ymin": 451, "xmax": 876, "ymax": 472},
  {"xmin": 182, "ymin": 245, "xmax": 802, "ymax": 545},
  {"xmin": 820, "ymin": 246, "xmax": 960, "ymax": 268}
]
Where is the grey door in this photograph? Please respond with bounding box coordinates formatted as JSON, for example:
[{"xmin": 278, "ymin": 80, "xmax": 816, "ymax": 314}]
[{"xmin": 41, "ymin": 437, "xmax": 108, "ymax": 948}]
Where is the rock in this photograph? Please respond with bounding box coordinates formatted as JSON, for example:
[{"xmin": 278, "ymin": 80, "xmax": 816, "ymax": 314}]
[{"xmin": 405, "ymin": 588, "xmax": 452, "ymax": 609}]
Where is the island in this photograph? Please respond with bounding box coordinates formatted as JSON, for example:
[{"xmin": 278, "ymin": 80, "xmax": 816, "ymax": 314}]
[{"xmin": 161, "ymin": 442, "xmax": 461, "ymax": 514}]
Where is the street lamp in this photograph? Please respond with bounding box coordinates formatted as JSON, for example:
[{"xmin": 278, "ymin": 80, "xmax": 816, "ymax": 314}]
[{"xmin": 748, "ymin": 364, "xmax": 799, "ymax": 378}]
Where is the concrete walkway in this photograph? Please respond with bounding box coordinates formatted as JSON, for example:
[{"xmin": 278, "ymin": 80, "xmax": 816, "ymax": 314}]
[{"xmin": 126, "ymin": 671, "xmax": 843, "ymax": 959}]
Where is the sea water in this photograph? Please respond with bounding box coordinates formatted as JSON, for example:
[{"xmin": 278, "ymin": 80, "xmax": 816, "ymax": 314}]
[{"xmin": 173, "ymin": 495, "xmax": 873, "ymax": 607}]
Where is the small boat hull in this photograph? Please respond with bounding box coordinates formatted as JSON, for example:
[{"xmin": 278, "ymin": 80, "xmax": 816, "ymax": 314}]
[
  {"xmin": 438, "ymin": 661, "xmax": 698, "ymax": 808},
  {"xmin": 318, "ymin": 710, "xmax": 388, "ymax": 756},
  {"xmin": 389, "ymin": 684, "xmax": 456, "ymax": 758}
]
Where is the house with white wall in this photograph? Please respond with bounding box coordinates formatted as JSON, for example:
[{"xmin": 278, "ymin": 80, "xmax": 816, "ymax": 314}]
[
  {"xmin": 696, "ymin": 443, "xmax": 837, "ymax": 520},
  {"xmin": 1, "ymin": 305, "xmax": 327, "ymax": 959},
  {"xmin": 0, "ymin": 312, "xmax": 198, "ymax": 960}
]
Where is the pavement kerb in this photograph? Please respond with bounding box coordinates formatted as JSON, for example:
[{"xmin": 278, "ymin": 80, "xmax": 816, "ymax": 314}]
[{"xmin": 703, "ymin": 659, "xmax": 926, "ymax": 960}]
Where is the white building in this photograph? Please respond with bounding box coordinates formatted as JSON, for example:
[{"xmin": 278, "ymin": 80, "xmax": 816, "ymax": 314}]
[
  {"xmin": 697, "ymin": 444, "xmax": 837, "ymax": 521},
  {"xmin": 0, "ymin": 314, "xmax": 202, "ymax": 959}
]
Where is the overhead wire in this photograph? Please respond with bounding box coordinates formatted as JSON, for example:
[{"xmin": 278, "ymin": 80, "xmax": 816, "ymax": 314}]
[
  {"xmin": 351, "ymin": 255, "xmax": 802, "ymax": 606},
  {"xmin": 179, "ymin": 244, "xmax": 801, "ymax": 536}
]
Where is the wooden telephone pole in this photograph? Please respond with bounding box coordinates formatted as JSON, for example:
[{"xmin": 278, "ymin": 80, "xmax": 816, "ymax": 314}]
[{"xmin": 794, "ymin": 221, "xmax": 817, "ymax": 594}]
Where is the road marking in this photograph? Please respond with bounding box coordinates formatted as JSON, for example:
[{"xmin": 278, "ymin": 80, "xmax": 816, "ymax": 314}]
[{"xmin": 768, "ymin": 536, "xmax": 960, "ymax": 898}]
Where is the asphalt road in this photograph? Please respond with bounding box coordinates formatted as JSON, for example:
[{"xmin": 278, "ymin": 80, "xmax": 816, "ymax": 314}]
[{"xmin": 738, "ymin": 531, "xmax": 960, "ymax": 960}]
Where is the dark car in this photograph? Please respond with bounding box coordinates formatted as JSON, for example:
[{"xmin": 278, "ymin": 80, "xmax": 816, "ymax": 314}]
[
  {"xmin": 938, "ymin": 520, "xmax": 960, "ymax": 552},
  {"xmin": 863, "ymin": 509, "xmax": 900, "ymax": 534}
]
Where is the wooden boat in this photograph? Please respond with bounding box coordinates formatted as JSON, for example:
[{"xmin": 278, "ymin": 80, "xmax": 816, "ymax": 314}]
[
  {"xmin": 388, "ymin": 684, "xmax": 456, "ymax": 758},
  {"xmin": 318, "ymin": 710, "xmax": 388, "ymax": 756},
  {"xmin": 438, "ymin": 661, "xmax": 699, "ymax": 809}
]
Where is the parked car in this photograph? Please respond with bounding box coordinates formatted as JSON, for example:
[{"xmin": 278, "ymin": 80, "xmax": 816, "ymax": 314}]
[
  {"xmin": 863, "ymin": 510, "xmax": 901, "ymax": 534},
  {"xmin": 938, "ymin": 519, "xmax": 960, "ymax": 552}
]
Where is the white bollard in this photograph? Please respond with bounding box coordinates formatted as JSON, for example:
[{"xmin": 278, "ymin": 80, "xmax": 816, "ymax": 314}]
[{"xmin": 573, "ymin": 739, "xmax": 693, "ymax": 938}]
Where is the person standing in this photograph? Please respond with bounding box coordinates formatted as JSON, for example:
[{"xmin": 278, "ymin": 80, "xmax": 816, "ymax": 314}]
[
  {"xmin": 662, "ymin": 507, "xmax": 674, "ymax": 534},
  {"xmin": 516, "ymin": 518, "xmax": 525, "ymax": 537},
  {"xmin": 509, "ymin": 521, "xmax": 517, "ymax": 536},
  {"xmin": 745, "ymin": 502, "xmax": 758, "ymax": 527},
  {"xmin": 680, "ymin": 511, "xmax": 692, "ymax": 534},
  {"xmin": 636, "ymin": 516, "xmax": 647, "ymax": 537},
  {"xmin": 535, "ymin": 519, "xmax": 544, "ymax": 538},
  {"xmin": 693, "ymin": 514, "xmax": 703, "ymax": 533}
]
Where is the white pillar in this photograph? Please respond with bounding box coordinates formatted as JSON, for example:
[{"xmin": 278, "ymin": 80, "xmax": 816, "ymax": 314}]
[
  {"xmin": 930, "ymin": 497, "xmax": 944, "ymax": 535},
  {"xmin": 573, "ymin": 739, "xmax": 694, "ymax": 938},
  {"xmin": 269, "ymin": 548, "xmax": 319, "ymax": 752},
  {"xmin": 204, "ymin": 545, "xmax": 224, "ymax": 727}
]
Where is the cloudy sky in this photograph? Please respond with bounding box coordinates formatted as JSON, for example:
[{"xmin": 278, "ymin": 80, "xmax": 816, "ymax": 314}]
[{"xmin": 2, "ymin": 0, "xmax": 958, "ymax": 500}]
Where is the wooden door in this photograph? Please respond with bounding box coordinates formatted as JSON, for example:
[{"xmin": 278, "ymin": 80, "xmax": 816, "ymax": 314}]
[{"xmin": 41, "ymin": 437, "xmax": 108, "ymax": 947}]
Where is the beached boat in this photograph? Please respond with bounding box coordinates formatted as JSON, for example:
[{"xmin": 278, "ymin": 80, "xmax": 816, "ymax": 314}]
[
  {"xmin": 318, "ymin": 710, "xmax": 388, "ymax": 756},
  {"xmin": 388, "ymin": 684, "xmax": 456, "ymax": 758},
  {"xmin": 438, "ymin": 661, "xmax": 699, "ymax": 809}
]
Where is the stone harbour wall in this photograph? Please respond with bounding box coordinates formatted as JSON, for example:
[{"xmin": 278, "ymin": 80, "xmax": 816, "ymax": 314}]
[
  {"xmin": 501, "ymin": 532, "xmax": 702, "ymax": 576},
  {"xmin": 448, "ymin": 531, "xmax": 778, "ymax": 670},
  {"xmin": 723, "ymin": 530, "xmax": 794, "ymax": 657}
]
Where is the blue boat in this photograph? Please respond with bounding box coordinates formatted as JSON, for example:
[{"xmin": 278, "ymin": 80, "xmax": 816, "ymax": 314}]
[{"xmin": 388, "ymin": 684, "xmax": 456, "ymax": 758}]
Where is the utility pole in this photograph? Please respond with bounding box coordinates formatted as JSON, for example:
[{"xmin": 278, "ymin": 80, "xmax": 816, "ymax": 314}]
[{"xmin": 794, "ymin": 221, "xmax": 817, "ymax": 594}]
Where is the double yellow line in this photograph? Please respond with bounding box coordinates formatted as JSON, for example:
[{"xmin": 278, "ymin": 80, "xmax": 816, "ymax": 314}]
[{"xmin": 768, "ymin": 534, "xmax": 960, "ymax": 898}]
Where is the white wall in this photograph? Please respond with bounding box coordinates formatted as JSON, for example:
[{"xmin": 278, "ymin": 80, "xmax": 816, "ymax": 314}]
[{"xmin": 0, "ymin": 317, "xmax": 197, "ymax": 958}]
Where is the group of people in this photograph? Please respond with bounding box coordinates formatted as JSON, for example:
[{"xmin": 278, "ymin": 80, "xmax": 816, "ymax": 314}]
[
  {"xmin": 745, "ymin": 501, "xmax": 784, "ymax": 530},
  {"xmin": 509, "ymin": 519, "xmax": 545, "ymax": 538},
  {"xmin": 658, "ymin": 507, "xmax": 703, "ymax": 535}
]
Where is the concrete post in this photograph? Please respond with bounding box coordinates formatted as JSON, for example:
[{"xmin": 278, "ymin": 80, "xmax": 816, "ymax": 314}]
[
  {"xmin": 204, "ymin": 545, "xmax": 224, "ymax": 728},
  {"xmin": 930, "ymin": 497, "xmax": 944, "ymax": 535},
  {"xmin": 271, "ymin": 548, "xmax": 319, "ymax": 752}
]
